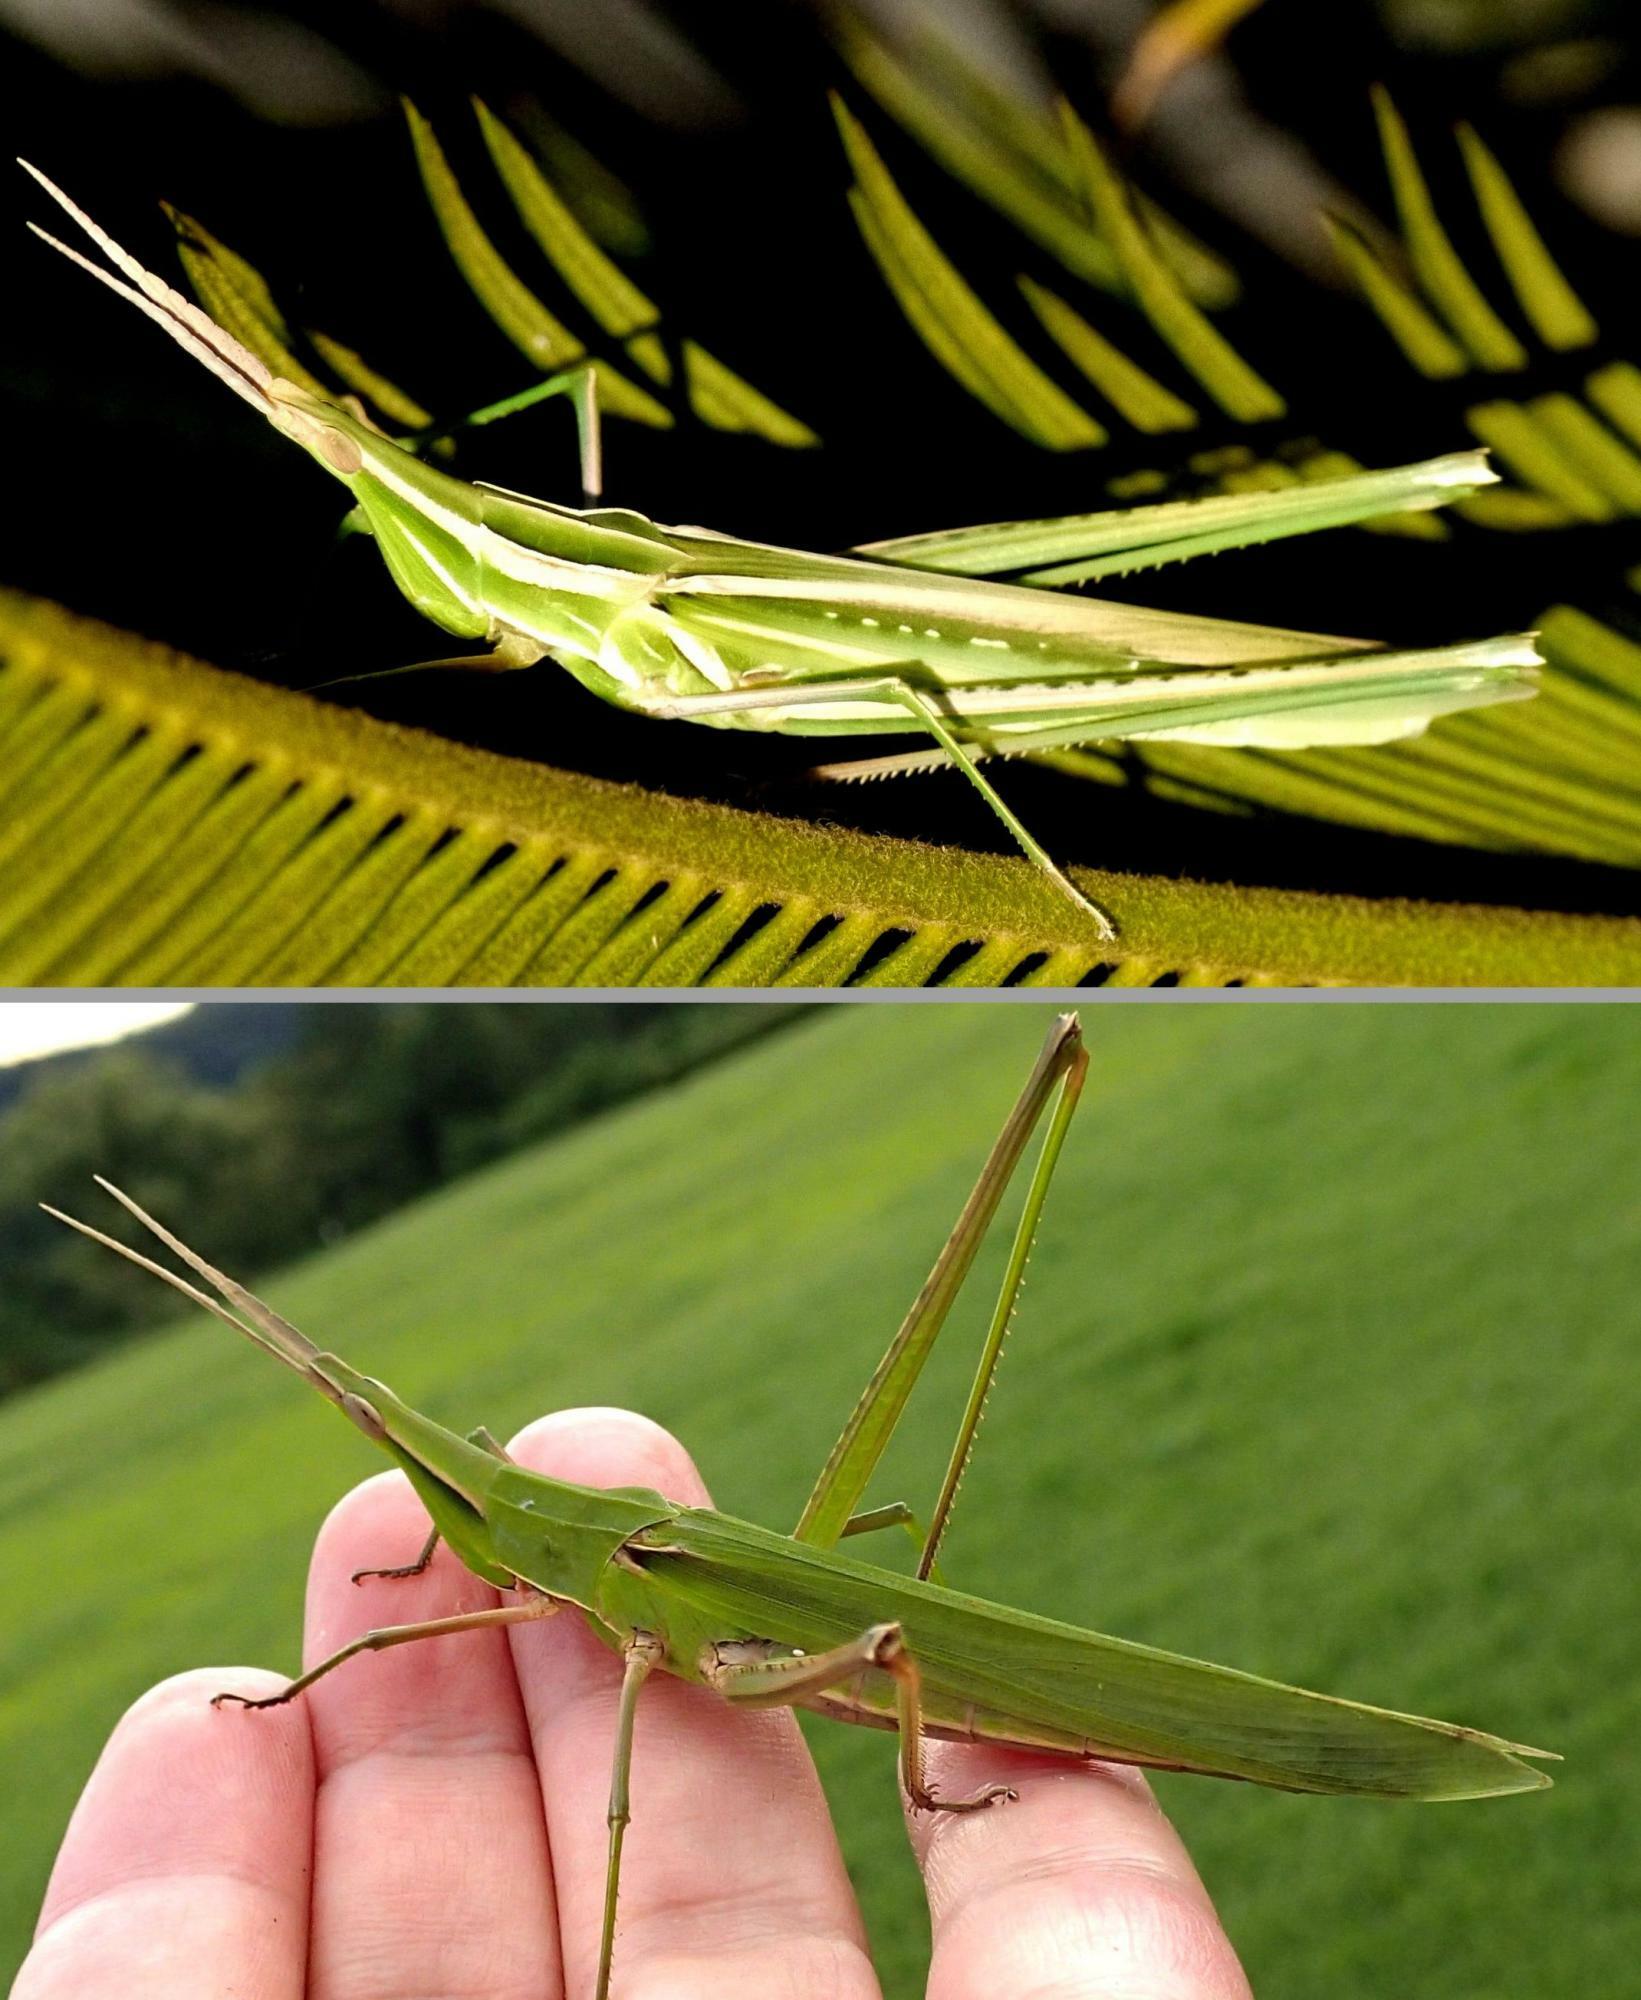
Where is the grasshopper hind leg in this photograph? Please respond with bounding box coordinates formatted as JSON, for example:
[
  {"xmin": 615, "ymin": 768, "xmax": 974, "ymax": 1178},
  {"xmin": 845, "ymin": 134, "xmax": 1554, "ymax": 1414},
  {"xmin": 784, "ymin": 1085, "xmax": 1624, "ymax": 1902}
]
[
  {"xmin": 875, "ymin": 1625, "xmax": 1016, "ymax": 1814},
  {"xmin": 836, "ymin": 679, "xmax": 1118, "ymax": 942},
  {"xmin": 641, "ymin": 671, "xmax": 1118, "ymax": 937}
]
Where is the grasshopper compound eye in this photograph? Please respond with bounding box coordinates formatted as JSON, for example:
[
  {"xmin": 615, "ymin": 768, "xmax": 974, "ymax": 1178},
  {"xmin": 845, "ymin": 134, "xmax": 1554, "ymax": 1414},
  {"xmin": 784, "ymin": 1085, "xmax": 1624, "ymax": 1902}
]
[{"xmin": 267, "ymin": 380, "xmax": 366, "ymax": 474}]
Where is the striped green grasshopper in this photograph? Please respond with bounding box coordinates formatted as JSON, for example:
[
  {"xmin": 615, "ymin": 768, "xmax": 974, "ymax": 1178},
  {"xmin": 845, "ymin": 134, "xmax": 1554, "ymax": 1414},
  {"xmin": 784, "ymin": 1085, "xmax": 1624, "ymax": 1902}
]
[
  {"xmin": 47, "ymin": 1014, "xmax": 1552, "ymax": 1999},
  {"xmin": 22, "ymin": 164, "xmax": 1540, "ymax": 938}
]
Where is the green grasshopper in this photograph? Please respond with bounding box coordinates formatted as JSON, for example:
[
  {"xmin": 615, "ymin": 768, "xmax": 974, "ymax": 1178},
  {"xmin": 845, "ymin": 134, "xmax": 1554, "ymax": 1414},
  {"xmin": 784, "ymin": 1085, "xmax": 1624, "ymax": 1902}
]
[
  {"xmin": 20, "ymin": 162, "xmax": 1540, "ymax": 938},
  {"xmin": 46, "ymin": 1014, "xmax": 1552, "ymax": 1998}
]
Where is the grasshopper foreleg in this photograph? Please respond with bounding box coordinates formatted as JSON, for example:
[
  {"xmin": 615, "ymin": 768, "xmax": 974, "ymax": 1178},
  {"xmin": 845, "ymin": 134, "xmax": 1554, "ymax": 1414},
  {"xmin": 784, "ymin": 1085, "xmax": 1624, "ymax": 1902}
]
[
  {"xmin": 840, "ymin": 1502, "xmax": 949, "ymax": 1585},
  {"xmin": 212, "ymin": 1591, "xmax": 562, "ymax": 1710},
  {"xmin": 350, "ymin": 1524, "xmax": 440, "ymax": 1586},
  {"xmin": 398, "ymin": 358, "xmax": 606, "ymax": 504},
  {"xmin": 348, "ymin": 1428, "xmax": 510, "ymax": 1584},
  {"xmin": 709, "ymin": 1623, "xmax": 1014, "ymax": 1816}
]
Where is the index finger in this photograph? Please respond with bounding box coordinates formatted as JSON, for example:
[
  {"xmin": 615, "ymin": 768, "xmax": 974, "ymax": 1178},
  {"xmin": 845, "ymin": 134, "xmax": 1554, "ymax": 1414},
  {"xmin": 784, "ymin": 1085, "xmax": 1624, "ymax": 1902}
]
[{"xmin": 15, "ymin": 1668, "xmax": 313, "ymax": 2000}]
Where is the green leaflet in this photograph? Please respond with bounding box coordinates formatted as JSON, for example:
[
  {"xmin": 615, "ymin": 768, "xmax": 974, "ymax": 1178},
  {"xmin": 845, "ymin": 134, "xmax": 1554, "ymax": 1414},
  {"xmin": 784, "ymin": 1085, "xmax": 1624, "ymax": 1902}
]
[
  {"xmin": 1371, "ymin": 87, "xmax": 1528, "ymax": 374},
  {"xmin": 1058, "ymin": 103, "xmax": 1285, "ymax": 425},
  {"xmin": 1455, "ymin": 122, "xmax": 1597, "ymax": 352},
  {"xmin": 166, "ymin": 208, "xmax": 452, "ymax": 451},
  {"xmin": 2, "ymin": 590, "xmax": 1638, "ymax": 988},
  {"xmin": 835, "ymin": 97, "xmax": 1106, "ymax": 450},
  {"xmin": 471, "ymin": 99, "xmax": 816, "ymax": 445},
  {"xmin": 402, "ymin": 98, "xmax": 672, "ymax": 429},
  {"xmin": 475, "ymin": 98, "xmax": 660, "ymax": 345},
  {"xmin": 1321, "ymin": 213, "xmax": 1470, "ymax": 381},
  {"xmin": 1017, "ymin": 276, "xmax": 1199, "ymax": 433},
  {"xmin": 306, "ymin": 333, "xmax": 438, "ymax": 435}
]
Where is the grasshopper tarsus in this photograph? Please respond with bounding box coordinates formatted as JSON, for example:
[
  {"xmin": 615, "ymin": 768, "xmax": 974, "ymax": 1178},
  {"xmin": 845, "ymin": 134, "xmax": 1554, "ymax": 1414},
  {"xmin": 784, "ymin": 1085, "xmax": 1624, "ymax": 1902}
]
[
  {"xmin": 351, "ymin": 1526, "xmax": 441, "ymax": 1585},
  {"xmin": 907, "ymin": 1781, "xmax": 1018, "ymax": 1815},
  {"xmin": 211, "ymin": 1687, "xmax": 296, "ymax": 1713}
]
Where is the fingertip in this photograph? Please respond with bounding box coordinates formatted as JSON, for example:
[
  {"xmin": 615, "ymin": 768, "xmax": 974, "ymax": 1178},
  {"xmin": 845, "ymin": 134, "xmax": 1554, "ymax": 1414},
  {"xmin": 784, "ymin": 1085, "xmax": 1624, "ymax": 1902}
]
[
  {"xmin": 507, "ymin": 1405, "xmax": 712, "ymax": 1507},
  {"xmin": 913, "ymin": 1751, "xmax": 1252, "ymax": 2000},
  {"xmin": 35, "ymin": 1663, "xmax": 315, "ymax": 1948},
  {"xmin": 95, "ymin": 1667, "xmax": 312, "ymax": 1800}
]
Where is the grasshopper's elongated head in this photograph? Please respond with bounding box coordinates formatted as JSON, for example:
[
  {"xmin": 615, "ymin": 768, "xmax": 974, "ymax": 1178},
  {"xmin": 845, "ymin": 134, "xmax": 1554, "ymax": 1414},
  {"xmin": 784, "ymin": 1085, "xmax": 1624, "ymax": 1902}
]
[
  {"xmin": 20, "ymin": 161, "xmax": 505, "ymax": 647},
  {"xmin": 19, "ymin": 162, "xmax": 355, "ymax": 468},
  {"xmin": 43, "ymin": 1182, "xmax": 680, "ymax": 1606}
]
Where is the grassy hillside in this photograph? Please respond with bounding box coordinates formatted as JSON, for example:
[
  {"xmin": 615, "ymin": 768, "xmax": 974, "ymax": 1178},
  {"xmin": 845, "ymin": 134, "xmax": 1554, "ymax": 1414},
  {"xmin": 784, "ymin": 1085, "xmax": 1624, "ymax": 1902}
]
[{"xmin": 2, "ymin": 1003, "xmax": 1636, "ymax": 1996}]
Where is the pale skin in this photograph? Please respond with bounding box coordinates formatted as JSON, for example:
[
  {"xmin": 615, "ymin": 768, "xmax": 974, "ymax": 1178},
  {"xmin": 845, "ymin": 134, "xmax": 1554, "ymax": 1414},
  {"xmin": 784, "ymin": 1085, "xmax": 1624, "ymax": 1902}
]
[{"xmin": 18, "ymin": 1408, "xmax": 1252, "ymax": 2000}]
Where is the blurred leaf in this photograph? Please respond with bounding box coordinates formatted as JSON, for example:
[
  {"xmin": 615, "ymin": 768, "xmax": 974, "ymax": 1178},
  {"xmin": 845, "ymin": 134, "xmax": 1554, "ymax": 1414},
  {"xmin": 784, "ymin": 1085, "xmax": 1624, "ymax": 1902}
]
[
  {"xmin": 165, "ymin": 205, "xmax": 329, "ymax": 396},
  {"xmin": 1113, "ymin": 0, "xmax": 1273, "ymax": 129},
  {"xmin": 166, "ymin": 207, "xmax": 450, "ymax": 452},
  {"xmin": 505, "ymin": 99, "xmax": 653, "ymax": 259},
  {"xmin": 834, "ymin": 10, "xmax": 1239, "ymax": 308}
]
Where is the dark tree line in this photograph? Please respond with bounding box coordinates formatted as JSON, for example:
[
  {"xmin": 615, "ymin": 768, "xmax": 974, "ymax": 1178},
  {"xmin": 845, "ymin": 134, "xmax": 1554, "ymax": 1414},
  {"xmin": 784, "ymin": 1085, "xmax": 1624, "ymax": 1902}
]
[{"xmin": 0, "ymin": 1004, "xmax": 802, "ymax": 1396}]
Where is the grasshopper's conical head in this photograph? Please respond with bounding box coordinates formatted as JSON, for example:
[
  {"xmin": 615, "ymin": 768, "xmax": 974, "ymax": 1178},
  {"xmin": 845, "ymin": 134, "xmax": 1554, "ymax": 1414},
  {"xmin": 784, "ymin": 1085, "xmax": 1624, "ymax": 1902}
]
[{"xmin": 19, "ymin": 160, "xmax": 367, "ymax": 481}]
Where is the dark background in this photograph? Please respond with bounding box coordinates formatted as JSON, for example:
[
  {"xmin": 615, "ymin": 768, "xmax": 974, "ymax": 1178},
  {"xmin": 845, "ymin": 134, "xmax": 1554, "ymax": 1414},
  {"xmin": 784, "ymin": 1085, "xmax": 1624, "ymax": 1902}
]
[{"xmin": 4, "ymin": 0, "xmax": 1641, "ymax": 914}]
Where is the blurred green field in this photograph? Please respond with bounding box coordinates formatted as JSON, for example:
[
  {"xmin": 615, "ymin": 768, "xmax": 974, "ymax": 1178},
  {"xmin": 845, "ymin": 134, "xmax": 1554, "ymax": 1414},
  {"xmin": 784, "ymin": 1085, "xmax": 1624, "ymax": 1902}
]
[{"xmin": 2, "ymin": 1002, "xmax": 1637, "ymax": 1996}]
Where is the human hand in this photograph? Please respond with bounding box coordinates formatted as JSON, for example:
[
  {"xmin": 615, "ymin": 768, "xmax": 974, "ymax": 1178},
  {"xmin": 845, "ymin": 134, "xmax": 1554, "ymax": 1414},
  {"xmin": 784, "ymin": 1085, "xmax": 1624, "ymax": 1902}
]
[{"xmin": 17, "ymin": 1407, "xmax": 1253, "ymax": 1999}]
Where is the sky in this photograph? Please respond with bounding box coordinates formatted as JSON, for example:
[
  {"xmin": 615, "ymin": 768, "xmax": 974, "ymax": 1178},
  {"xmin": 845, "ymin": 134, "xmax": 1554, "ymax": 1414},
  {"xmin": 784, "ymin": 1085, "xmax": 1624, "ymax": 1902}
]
[{"xmin": 0, "ymin": 1003, "xmax": 193, "ymax": 1067}]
